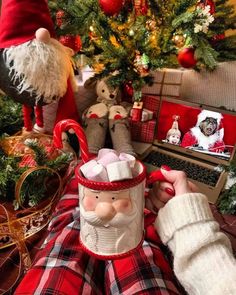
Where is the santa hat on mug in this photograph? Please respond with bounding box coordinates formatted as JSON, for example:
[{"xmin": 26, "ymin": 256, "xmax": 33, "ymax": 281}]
[
  {"xmin": 196, "ymin": 110, "xmax": 224, "ymax": 140},
  {"xmin": 0, "ymin": 0, "xmax": 79, "ymax": 130}
]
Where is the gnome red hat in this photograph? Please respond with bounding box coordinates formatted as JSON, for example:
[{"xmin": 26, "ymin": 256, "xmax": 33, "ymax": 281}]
[{"xmin": 0, "ymin": 0, "xmax": 55, "ymax": 48}]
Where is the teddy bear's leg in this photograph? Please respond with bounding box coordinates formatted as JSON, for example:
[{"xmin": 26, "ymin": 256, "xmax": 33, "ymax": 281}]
[
  {"xmin": 108, "ymin": 105, "xmax": 136, "ymax": 156},
  {"xmin": 83, "ymin": 103, "xmax": 108, "ymax": 155}
]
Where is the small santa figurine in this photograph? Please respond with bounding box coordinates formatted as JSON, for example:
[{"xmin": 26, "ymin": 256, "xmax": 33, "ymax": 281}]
[
  {"xmin": 181, "ymin": 110, "xmax": 225, "ymax": 153},
  {"xmin": 165, "ymin": 115, "xmax": 181, "ymax": 145},
  {"xmin": 0, "ymin": 0, "xmax": 79, "ymax": 132}
]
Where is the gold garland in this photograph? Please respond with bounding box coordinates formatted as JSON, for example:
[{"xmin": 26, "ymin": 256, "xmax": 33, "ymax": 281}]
[
  {"xmin": 0, "ymin": 166, "xmax": 63, "ymax": 250},
  {"xmin": 0, "ymin": 131, "xmax": 77, "ymax": 251},
  {"xmin": 0, "ymin": 131, "xmax": 77, "ymax": 293}
]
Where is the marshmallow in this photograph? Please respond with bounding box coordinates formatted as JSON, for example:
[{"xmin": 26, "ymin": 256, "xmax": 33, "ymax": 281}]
[
  {"xmin": 106, "ymin": 161, "xmax": 133, "ymax": 182},
  {"xmin": 119, "ymin": 153, "xmax": 136, "ymax": 168},
  {"xmin": 97, "ymin": 148, "xmax": 118, "ymax": 160},
  {"xmin": 98, "ymin": 151, "xmax": 120, "ymax": 167},
  {"xmin": 86, "ymin": 163, "xmax": 109, "ymax": 182},
  {"xmin": 80, "ymin": 159, "xmax": 97, "ymax": 178}
]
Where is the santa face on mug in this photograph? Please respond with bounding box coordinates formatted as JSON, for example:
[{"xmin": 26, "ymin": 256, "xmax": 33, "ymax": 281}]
[
  {"xmin": 81, "ymin": 188, "xmax": 138, "ymax": 228},
  {"xmin": 79, "ymin": 184, "xmax": 144, "ymax": 256}
]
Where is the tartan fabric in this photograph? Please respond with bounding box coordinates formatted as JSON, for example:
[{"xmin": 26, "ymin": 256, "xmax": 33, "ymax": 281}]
[
  {"xmin": 129, "ymin": 119, "xmax": 156, "ymax": 143},
  {"xmin": 142, "ymin": 96, "xmax": 161, "ymax": 114},
  {"xmin": 15, "ymin": 177, "xmax": 181, "ymax": 295}
]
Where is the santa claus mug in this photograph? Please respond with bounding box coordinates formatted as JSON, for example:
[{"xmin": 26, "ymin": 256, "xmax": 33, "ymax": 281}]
[{"xmin": 53, "ymin": 119, "xmax": 166, "ymax": 259}]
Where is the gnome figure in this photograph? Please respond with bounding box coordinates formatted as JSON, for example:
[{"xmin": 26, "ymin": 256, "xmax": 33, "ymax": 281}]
[
  {"xmin": 181, "ymin": 110, "xmax": 225, "ymax": 153},
  {"xmin": 0, "ymin": 0, "xmax": 79, "ymax": 132}
]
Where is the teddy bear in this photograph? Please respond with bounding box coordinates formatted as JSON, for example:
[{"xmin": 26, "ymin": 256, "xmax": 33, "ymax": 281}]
[{"xmin": 82, "ymin": 76, "xmax": 136, "ymax": 156}]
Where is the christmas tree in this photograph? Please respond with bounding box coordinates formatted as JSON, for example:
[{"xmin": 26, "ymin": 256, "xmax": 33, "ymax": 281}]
[{"xmin": 49, "ymin": 0, "xmax": 236, "ymax": 100}]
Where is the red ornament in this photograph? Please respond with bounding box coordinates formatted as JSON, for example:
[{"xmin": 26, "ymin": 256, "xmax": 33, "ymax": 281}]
[
  {"xmin": 99, "ymin": 0, "xmax": 124, "ymax": 16},
  {"xmin": 123, "ymin": 82, "xmax": 134, "ymax": 99},
  {"xmin": 177, "ymin": 48, "xmax": 197, "ymax": 68},
  {"xmin": 59, "ymin": 35, "xmax": 82, "ymax": 53}
]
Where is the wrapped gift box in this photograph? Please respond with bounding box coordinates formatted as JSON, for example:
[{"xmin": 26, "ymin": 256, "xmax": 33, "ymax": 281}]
[
  {"xmin": 142, "ymin": 68, "xmax": 184, "ymax": 97},
  {"xmin": 129, "ymin": 95, "xmax": 160, "ymax": 143},
  {"xmin": 129, "ymin": 118, "xmax": 156, "ymax": 143},
  {"xmin": 142, "ymin": 95, "xmax": 161, "ymax": 114}
]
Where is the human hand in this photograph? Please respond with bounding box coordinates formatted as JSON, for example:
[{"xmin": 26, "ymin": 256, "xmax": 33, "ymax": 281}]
[{"xmin": 146, "ymin": 167, "xmax": 198, "ymax": 212}]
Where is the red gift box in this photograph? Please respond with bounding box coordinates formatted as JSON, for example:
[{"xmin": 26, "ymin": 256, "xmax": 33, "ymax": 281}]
[
  {"xmin": 142, "ymin": 95, "xmax": 160, "ymax": 115},
  {"xmin": 129, "ymin": 96, "xmax": 160, "ymax": 143},
  {"xmin": 129, "ymin": 118, "xmax": 156, "ymax": 143}
]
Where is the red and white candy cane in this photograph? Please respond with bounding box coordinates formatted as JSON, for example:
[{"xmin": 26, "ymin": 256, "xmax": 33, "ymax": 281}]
[{"xmin": 53, "ymin": 119, "xmax": 90, "ymax": 163}]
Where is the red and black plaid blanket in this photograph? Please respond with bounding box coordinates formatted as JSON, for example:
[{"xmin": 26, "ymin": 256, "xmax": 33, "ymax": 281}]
[{"xmin": 15, "ymin": 177, "xmax": 182, "ymax": 295}]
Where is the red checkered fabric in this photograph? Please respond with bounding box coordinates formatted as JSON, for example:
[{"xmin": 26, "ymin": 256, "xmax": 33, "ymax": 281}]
[
  {"xmin": 129, "ymin": 119, "xmax": 156, "ymax": 143},
  {"xmin": 142, "ymin": 95, "xmax": 161, "ymax": 115},
  {"xmin": 15, "ymin": 177, "xmax": 181, "ymax": 295}
]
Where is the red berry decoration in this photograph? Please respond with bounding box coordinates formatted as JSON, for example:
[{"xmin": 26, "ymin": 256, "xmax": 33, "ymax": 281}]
[
  {"xmin": 99, "ymin": 0, "xmax": 124, "ymax": 16},
  {"xmin": 211, "ymin": 33, "xmax": 225, "ymax": 44},
  {"xmin": 56, "ymin": 10, "xmax": 65, "ymax": 28},
  {"xmin": 177, "ymin": 48, "xmax": 197, "ymax": 68},
  {"xmin": 59, "ymin": 35, "xmax": 82, "ymax": 53}
]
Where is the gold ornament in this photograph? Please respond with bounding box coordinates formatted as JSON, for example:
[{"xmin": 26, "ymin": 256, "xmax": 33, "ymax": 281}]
[{"xmin": 172, "ymin": 34, "xmax": 185, "ymax": 48}]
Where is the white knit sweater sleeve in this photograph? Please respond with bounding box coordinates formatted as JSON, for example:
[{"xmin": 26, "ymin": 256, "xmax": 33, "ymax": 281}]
[{"xmin": 155, "ymin": 193, "xmax": 236, "ymax": 295}]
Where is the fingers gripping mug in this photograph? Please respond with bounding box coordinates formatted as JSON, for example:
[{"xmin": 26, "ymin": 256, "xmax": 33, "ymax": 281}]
[{"xmin": 53, "ymin": 119, "xmax": 167, "ymax": 259}]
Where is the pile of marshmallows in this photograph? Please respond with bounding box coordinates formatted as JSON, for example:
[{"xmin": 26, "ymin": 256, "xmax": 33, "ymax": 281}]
[{"xmin": 80, "ymin": 148, "xmax": 136, "ymax": 182}]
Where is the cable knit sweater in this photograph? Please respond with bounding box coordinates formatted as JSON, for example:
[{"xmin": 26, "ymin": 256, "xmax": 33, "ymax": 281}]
[{"xmin": 156, "ymin": 193, "xmax": 236, "ymax": 295}]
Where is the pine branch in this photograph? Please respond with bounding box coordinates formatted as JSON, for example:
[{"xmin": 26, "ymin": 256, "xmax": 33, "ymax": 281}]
[
  {"xmin": 46, "ymin": 152, "xmax": 73, "ymax": 170},
  {"xmin": 194, "ymin": 38, "xmax": 218, "ymax": 69},
  {"xmin": 0, "ymin": 95, "xmax": 23, "ymax": 135},
  {"xmin": 24, "ymin": 139, "xmax": 48, "ymax": 166},
  {"xmin": 218, "ymin": 184, "xmax": 236, "ymax": 215}
]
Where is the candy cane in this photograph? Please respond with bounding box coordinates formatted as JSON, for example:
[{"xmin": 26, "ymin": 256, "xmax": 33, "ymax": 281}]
[{"xmin": 53, "ymin": 119, "xmax": 89, "ymax": 163}]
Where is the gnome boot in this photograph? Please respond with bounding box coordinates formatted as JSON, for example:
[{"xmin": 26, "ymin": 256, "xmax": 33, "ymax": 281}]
[
  {"xmin": 84, "ymin": 117, "xmax": 108, "ymax": 155},
  {"xmin": 109, "ymin": 117, "xmax": 136, "ymax": 156}
]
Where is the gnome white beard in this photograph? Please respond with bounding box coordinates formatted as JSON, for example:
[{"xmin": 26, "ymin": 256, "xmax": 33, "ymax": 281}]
[{"xmin": 3, "ymin": 38, "xmax": 74, "ymax": 104}]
